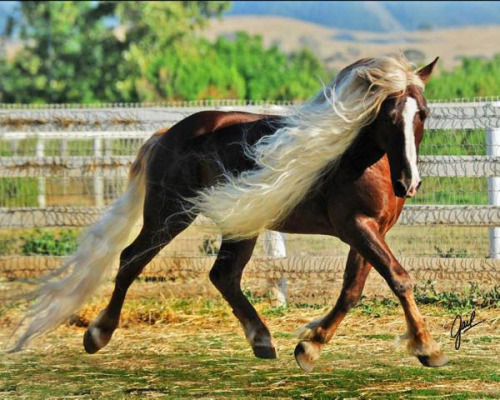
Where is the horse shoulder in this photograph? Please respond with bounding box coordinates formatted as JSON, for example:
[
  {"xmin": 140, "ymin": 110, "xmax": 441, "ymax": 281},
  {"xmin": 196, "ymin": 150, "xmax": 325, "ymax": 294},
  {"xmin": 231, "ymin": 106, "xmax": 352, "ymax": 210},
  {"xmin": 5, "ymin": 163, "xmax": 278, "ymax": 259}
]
[{"xmin": 325, "ymin": 155, "xmax": 402, "ymax": 232}]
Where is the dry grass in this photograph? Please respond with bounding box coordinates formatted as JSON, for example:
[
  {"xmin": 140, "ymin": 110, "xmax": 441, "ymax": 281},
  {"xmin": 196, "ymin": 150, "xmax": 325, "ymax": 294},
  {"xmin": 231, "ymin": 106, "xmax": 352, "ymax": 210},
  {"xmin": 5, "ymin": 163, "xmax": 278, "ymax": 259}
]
[{"xmin": 1, "ymin": 285, "xmax": 499, "ymax": 399}]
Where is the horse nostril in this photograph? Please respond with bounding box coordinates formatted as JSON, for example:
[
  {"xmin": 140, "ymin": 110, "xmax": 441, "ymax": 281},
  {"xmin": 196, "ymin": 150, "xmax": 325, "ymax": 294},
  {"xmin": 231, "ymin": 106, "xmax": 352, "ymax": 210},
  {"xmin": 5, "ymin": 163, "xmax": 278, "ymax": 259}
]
[
  {"xmin": 417, "ymin": 181, "xmax": 422, "ymax": 190},
  {"xmin": 394, "ymin": 180, "xmax": 408, "ymax": 197}
]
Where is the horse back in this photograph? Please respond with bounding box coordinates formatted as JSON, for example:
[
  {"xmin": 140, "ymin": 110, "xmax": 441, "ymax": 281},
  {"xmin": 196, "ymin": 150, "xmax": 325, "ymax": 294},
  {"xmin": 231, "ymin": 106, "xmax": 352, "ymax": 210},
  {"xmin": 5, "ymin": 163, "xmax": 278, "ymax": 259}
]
[
  {"xmin": 146, "ymin": 111, "xmax": 284, "ymax": 191},
  {"xmin": 159, "ymin": 110, "xmax": 278, "ymax": 139}
]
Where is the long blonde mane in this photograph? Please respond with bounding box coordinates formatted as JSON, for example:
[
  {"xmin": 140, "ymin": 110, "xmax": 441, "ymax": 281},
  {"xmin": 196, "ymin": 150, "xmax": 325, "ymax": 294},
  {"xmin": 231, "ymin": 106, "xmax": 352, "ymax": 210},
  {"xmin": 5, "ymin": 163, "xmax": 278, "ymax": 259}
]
[{"xmin": 190, "ymin": 55, "xmax": 424, "ymax": 239}]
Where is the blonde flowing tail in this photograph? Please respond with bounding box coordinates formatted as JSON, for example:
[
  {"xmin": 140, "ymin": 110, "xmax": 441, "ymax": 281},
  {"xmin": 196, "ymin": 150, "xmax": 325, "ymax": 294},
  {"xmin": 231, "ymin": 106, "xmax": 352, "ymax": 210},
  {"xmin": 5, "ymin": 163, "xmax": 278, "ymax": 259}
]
[{"xmin": 7, "ymin": 134, "xmax": 160, "ymax": 352}]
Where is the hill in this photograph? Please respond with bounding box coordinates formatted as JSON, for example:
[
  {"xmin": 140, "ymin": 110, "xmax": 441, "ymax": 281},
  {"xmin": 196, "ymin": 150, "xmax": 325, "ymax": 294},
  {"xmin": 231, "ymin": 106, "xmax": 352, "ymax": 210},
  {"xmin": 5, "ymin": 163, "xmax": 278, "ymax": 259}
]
[
  {"xmin": 2, "ymin": 2, "xmax": 500, "ymax": 36},
  {"xmin": 226, "ymin": 1, "xmax": 500, "ymax": 32},
  {"xmin": 203, "ymin": 16, "xmax": 500, "ymax": 71}
]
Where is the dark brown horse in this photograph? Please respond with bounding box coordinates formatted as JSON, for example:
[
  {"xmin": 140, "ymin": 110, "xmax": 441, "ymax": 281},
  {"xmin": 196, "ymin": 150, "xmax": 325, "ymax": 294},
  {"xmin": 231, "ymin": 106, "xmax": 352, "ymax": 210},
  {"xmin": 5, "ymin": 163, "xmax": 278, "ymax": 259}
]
[{"xmin": 12, "ymin": 56, "xmax": 446, "ymax": 372}]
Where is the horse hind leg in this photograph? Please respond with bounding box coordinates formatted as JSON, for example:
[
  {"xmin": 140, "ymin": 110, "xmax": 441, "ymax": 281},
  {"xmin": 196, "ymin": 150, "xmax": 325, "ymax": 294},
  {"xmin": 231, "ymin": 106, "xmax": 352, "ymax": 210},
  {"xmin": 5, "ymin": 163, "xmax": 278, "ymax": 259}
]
[
  {"xmin": 209, "ymin": 238, "xmax": 277, "ymax": 359},
  {"xmin": 83, "ymin": 205, "xmax": 194, "ymax": 354}
]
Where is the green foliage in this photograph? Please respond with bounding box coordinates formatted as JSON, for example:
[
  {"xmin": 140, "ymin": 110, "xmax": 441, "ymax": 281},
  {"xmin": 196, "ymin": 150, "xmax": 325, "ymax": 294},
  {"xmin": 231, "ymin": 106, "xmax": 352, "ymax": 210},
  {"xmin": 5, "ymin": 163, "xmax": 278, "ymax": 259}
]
[
  {"xmin": 1, "ymin": 1, "xmax": 125, "ymax": 103},
  {"xmin": 414, "ymin": 281, "xmax": 500, "ymax": 311},
  {"xmin": 356, "ymin": 283, "xmax": 500, "ymax": 316},
  {"xmin": 357, "ymin": 296, "xmax": 398, "ymax": 317},
  {"xmin": 3, "ymin": 2, "xmax": 500, "ymax": 103},
  {"xmin": 0, "ymin": 237, "xmax": 16, "ymax": 256},
  {"xmin": 21, "ymin": 228, "xmax": 78, "ymax": 256},
  {"xmin": 242, "ymin": 287, "xmax": 266, "ymax": 304},
  {"xmin": 0, "ymin": 1, "xmax": 230, "ymax": 103},
  {"xmin": 0, "ymin": 1, "xmax": 324, "ymax": 103},
  {"xmin": 0, "ymin": 178, "xmax": 38, "ymax": 207},
  {"xmin": 126, "ymin": 32, "xmax": 326, "ymax": 102},
  {"xmin": 112, "ymin": 1, "xmax": 231, "ymax": 102},
  {"xmin": 426, "ymin": 54, "xmax": 500, "ymax": 99},
  {"xmin": 434, "ymin": 246, "xmax": 468, "ymax": 258}
]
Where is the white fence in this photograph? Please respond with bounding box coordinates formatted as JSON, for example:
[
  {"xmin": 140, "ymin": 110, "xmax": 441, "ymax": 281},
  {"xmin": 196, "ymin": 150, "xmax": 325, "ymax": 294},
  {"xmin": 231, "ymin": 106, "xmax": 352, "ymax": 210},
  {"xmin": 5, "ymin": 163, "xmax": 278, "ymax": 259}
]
[{"xmin": 1, "ymin": 100, "xmax": 500, "ymax": 297}]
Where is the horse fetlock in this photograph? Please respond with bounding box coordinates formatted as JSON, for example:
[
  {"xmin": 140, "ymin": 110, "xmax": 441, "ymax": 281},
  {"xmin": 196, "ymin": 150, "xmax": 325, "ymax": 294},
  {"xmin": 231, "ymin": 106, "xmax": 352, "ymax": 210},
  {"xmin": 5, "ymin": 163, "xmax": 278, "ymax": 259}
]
[
  {"xmin": 296, "ymin": 318, "xmax": 324, "ymax": 341},
  {"xmin": 252, "ymin": 345, "xmax": 277, "ymax": 359},
  {"xmin": 250, "ymin": 334, "xmax": 277, "ymax": 359},
  {"xmin": 416, "ymin": 351, "xmax": 449, "ymax": 367},
  {"xmin": 83, "ymin": 325, "xmax": 114, "ymax": 354},
  {"xmin": 244, "ymin": 324, "xmax": 276, "ymax": 359},
  {"xmin": 407, "ymin": 337, "xmax": 448, "ymax": 367},
  {"xmin": 294, "ymin": 340, "xmax": 323, "ymax": 373}
]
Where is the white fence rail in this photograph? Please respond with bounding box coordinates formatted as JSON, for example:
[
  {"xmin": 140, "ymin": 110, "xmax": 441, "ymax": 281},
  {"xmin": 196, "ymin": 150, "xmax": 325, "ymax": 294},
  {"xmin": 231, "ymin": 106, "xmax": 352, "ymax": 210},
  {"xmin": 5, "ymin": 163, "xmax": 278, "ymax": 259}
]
[
  {"xmin": 2, "ymin": 154, "xmax": 500, "ymax": 178},
  {"xmin": 1, "ymin": 99, "xmax": 499, "ymax": 130}
]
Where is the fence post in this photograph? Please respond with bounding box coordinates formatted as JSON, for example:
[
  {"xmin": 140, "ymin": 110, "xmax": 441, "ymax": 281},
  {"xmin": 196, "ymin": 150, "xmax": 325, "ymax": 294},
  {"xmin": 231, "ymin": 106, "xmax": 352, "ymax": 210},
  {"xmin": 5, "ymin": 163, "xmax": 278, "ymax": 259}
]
[
  {"xmin": 487, "ymin": 127, "xmax": 500, "ymax": 259},
  {"xmin": 264, "ymin": 230, "xmax": 287, "ymax": 307},
  {"xmin": 36, "ymin": 138, "xmax": 46, "ymax": 208},
  {"xmin": 93, "ymin": 137, "xmax": 104, "ymax": 208},
  {"xmin": 60, "ymin": 139, "xmax": 69, "ymax": 196},
  {"xmin": 104, "ymin": 138, "xmax": 112, "ymax": 157},
  {"xmin": 60, "ymin": 138, "xmax": 69, "ymax": 157}
]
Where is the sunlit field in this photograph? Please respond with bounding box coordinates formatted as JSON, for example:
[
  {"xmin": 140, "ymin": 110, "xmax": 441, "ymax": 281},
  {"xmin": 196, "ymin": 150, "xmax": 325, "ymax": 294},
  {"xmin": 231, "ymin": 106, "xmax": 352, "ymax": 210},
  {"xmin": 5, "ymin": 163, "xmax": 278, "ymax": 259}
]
[{"xmin": 1, "ymin": 284, "xmax": 499, "ymax": 399}]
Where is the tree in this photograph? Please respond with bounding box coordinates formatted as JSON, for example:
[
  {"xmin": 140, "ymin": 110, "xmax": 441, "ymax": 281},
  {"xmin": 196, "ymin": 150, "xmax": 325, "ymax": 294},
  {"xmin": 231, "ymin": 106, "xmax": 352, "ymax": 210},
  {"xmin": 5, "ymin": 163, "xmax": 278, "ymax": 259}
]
[
  {"xmin": 0, "ymin": 1, "xmax": 124, "ymax": 103},
  {"xmin": 0, "ymin": 1, "xmax": 328, "ymax": 103},
  {"xmin": 111, "ymin": 1, "xmax": 230, "ymax": 101},
  {"xmin": 0, "ymin": 1, "xmax": 229, "ymax": 103}
]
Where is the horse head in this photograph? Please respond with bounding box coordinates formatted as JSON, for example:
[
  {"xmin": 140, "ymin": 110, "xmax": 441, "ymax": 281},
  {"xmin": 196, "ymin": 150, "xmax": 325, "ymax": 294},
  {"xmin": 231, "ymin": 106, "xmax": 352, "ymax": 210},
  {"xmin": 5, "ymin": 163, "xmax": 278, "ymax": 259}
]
[{"xmin": 372, "ymin": 57, "xmax": 438, "ymax": 198}]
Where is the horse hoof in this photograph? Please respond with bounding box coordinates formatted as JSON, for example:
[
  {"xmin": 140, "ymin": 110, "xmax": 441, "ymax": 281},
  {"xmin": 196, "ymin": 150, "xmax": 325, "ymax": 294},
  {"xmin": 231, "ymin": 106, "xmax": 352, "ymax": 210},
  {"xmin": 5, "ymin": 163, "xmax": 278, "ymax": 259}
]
[
  {"xmin": 83, "ymin": 327, "xmax": 111, "ymax": 354},
  {"xmin": 252, "ymin": 345, "xmax": 277, "ymax": 359},
  {"xmin": 294, "ymin": 341, "xmax": 321, "ymax": 373},
  {"xmin": 417, "ymin": 352, "xmax": 449, "ymax": 367}
]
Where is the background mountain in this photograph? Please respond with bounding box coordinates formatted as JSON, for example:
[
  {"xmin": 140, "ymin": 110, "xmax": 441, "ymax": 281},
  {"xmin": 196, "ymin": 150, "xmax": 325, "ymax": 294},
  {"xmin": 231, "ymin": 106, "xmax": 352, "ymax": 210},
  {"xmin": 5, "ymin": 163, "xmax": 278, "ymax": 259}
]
[
  {"xmin": 226, "ymin": 1, "xmax": 500, "ymax": 32},
  {"xmin": 2, "ymin": 1, "xmax": 500, "ymax": 35},
  {"xmin": 2, "ymin": 1, "xmax": 500, "ymax": 34}
]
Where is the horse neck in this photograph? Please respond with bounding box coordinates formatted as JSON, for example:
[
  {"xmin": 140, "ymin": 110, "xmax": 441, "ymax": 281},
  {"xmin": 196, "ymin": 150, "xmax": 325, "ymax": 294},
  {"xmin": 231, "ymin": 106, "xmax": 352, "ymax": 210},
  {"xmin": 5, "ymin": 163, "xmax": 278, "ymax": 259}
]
[{"xmin": 338, "ymin": 125, "xmax": 386, "ymax": 178}]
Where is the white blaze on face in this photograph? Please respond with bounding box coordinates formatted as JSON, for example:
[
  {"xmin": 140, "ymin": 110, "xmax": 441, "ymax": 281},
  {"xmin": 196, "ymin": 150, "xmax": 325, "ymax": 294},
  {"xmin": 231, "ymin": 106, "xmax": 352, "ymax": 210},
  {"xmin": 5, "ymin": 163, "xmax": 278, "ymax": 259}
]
[{"xmin": 402, "ymin": 97, "xmax": 420, "ymax": 195}]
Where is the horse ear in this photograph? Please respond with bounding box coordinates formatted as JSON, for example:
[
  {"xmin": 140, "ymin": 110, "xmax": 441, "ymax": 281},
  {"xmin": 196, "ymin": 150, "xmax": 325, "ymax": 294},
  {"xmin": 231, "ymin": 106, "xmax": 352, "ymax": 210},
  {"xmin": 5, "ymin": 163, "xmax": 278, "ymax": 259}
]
[{"xmin": 416, "ymin": 57, "xmax": 439, "ymax": 84}]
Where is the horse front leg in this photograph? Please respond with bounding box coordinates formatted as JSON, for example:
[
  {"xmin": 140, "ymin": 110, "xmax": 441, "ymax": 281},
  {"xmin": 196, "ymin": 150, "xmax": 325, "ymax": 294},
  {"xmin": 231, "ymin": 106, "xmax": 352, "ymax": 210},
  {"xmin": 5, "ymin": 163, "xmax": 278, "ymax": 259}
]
[
  {"xmin": 342, "ymin": 216, "xmax": 448, "ymax": 368},
  {"xmin": 295, "ymin": 248, "xmax": 372, "ymax": 372},
  {"xmin": 209, "ymin": 238, "xmax": 277, "ymax": 359}
]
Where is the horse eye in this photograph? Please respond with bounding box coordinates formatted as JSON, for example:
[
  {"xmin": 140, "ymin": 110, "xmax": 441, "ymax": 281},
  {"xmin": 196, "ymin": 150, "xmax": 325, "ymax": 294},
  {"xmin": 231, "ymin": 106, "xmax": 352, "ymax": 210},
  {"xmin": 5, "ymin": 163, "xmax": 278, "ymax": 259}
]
[
  {"xmin": 419, "ymin": 107, "xmax": 430, "ymax": 120},
  {"xmin": 388, "ymin": 109, "xmax": 399, "ymax": 122}
]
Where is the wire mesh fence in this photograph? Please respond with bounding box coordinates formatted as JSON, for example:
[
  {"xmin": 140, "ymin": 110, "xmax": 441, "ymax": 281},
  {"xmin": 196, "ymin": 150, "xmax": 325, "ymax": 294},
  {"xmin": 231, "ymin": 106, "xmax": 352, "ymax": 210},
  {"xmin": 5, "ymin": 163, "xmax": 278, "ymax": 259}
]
[{"xmin": 1, "ymin": 99, "xmax": 499, "ymax": 297}]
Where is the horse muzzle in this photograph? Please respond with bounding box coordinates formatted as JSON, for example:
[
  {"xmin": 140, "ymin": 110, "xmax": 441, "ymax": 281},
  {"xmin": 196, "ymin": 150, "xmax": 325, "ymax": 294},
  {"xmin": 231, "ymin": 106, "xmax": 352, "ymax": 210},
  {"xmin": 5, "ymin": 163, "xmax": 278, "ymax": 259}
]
[{"xmin": 394, "ymin": 179, "xmax": 421, "ymax": 198}]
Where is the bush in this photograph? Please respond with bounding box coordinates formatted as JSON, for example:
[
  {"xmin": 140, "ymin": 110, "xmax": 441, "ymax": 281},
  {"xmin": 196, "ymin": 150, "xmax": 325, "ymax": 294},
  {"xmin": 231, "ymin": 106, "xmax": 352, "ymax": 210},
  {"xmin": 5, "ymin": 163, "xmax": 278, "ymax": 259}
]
[
  {"xmin": 21, "ymin": 229, "xmax": 78, "ymax": 256},
  {"xmin": 414, "ymin": 280, "xmax": 500, "ymax": 311}
]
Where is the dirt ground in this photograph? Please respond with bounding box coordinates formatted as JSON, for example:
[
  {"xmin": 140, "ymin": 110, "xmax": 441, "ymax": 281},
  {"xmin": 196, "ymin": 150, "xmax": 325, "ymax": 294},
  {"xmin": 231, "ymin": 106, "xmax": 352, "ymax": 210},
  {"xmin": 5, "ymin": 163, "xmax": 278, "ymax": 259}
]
[{"xmin": 0, "ymin": 284, "xmax": 499, "ymax": 399}]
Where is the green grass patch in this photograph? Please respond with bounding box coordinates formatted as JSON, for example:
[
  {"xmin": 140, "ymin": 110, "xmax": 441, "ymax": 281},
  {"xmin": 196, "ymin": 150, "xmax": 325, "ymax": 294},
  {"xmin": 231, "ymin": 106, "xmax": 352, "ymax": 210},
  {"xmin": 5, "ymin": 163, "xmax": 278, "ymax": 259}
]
[{"xmin": 362, "ymin": 333, "xmax": 395, "ymax": 340}]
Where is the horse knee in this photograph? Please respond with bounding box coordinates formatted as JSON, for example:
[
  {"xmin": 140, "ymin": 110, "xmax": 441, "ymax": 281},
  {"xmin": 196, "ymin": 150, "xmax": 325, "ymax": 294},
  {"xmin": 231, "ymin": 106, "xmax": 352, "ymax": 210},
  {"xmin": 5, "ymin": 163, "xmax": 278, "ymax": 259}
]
[
  {"xmin": 209, "ymin": 264, "xmax": 235, "ymax": 292},
  {"xmin": 115, "ymin": 246, "xmax": 143, "ymax": 287},
  {"xmin": 209, "ymin": 266, "xmax": 224, "ymax": 288},
  {"xmin": 119, "ymin": 243, "xmax": 135, "ymax": 265},
  {"xmin": 389, "ymin": 264, "xmax": 414, "ymax": 298},
  {"xmin": 340, "ymin": 288, "xmax": 362, "ymax": 311}
]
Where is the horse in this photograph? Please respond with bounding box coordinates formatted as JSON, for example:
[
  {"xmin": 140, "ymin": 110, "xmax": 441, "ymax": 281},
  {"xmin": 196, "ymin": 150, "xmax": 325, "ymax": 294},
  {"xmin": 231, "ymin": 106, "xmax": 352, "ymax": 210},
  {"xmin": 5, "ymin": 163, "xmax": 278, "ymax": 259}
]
[{"xmin": 9, "ymin": 55, "xmax": 447, "ymax": 373}]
